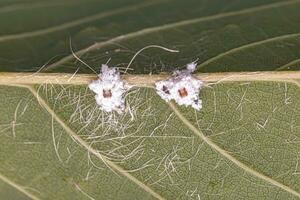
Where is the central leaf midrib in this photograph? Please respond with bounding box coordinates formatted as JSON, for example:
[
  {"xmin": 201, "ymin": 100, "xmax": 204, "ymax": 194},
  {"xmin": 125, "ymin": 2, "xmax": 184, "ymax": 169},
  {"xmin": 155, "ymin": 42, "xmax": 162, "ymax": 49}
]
[{"xmin": 1, "ymin": 72, "xmax": 300, "ymax": 85}]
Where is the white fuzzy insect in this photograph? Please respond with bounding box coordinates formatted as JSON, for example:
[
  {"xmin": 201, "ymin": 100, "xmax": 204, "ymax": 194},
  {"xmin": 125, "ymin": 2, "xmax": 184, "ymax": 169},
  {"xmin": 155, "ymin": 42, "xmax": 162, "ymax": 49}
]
[
  {"xmin": 89, "ymin": 64, "xmax": 131, "ymax": 114},
  {"xmin": 87, "ymin": 45, "xmax": 179, "ymax": 113},
  {"xmin": 155, "ymin": 62, "xmax": 203, "ymax": 110}
]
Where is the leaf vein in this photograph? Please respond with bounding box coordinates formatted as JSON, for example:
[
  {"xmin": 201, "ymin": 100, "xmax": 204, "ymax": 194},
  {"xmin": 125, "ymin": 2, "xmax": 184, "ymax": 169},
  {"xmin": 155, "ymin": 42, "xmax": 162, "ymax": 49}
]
[
  {"xmin": 0, "ymin": 0, "xmax": 166, "ymax": 43},
  {"xmin": 276, "ymin": 58, "xmax": 300, "ymax": 71},
  {"xmin": 21, "ymin": 84, "xmax": 165, "ymax": 200},
  {"xmin": 44, "ymin": 0, "xmax": 300, "ymax": 71},
  {"xmin": 1, "ymin": 71, "xmax": 300, "ymax": 85},
  {"xmin": 0, "ymin": 173, "xmax": 40, "ymax": 200},
  {"xmin": 197, "ymin": 32, "xmax": 300, "ymax": 70},
  {"xmin": 167, "ymin": 101, "xmax": 300, "ymax": 198}
]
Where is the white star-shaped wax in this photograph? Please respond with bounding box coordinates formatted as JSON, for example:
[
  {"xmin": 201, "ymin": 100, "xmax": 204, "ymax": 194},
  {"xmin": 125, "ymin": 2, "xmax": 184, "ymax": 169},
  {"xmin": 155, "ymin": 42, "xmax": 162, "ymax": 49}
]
[
  {"xmin": 89, "ymin": 64, "xmax": 130, "ymax": 114},
  {"xmin": 155, "ymin": 62, "xmax": 203, "ymax": 110}
]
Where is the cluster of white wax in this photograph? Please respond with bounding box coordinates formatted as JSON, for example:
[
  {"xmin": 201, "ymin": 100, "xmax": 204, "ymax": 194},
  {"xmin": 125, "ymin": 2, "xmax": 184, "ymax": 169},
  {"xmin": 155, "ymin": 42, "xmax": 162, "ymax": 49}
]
[
  {"xmin": 88, "ymin": 64, "xmax": 130, "ymax": 114},
  {"xmin": 89, "ymin": 63, "xmax": 203, "ymax": 113},
  {"xmin": 155, "ymin": 62, "xmax": 203, "ymax": 110}
]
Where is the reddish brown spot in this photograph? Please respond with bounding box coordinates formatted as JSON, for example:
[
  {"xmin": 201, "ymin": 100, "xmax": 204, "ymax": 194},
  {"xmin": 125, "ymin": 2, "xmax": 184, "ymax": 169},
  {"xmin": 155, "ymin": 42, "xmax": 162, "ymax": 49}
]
[
  {"xmin": 162, "ymin": 85, "xmax": 170, "ymax": 94},
  {"xmin": 103, "ymin": 89, "xmax": 112, "ymax": 98},
  {"xmin": 178, "ymin": 88, "xmax": 188, "ymax": 97}
]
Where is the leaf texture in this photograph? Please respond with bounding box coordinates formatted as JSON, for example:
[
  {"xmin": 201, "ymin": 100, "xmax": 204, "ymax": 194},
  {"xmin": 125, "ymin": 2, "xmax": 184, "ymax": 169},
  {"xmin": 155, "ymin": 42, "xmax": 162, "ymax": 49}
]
[
  {"xmin": 1, "ymin": 0, "xmax": 300, "ymax": 199},
  {"xmin": 0, "ymin": 0, "xmax": 300, "ymax": 72},
  {"xmin": 1, "ymin": 80, "xmax": 300, "ymax": 199}
]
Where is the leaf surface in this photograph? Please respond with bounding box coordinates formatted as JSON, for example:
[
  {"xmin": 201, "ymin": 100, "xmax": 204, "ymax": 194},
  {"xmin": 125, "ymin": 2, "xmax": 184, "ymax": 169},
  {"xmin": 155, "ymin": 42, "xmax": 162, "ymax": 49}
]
[
  {"xmin": 0, "ymin": 0, "xmax": 300, "ymax": 72},
  {"xmin": 1, "ymin": 80, "xmax": 300, "ymax": 199},
  {"xmin": 1, "ymin": 0, "xmax": 300, "ymax": 200}
]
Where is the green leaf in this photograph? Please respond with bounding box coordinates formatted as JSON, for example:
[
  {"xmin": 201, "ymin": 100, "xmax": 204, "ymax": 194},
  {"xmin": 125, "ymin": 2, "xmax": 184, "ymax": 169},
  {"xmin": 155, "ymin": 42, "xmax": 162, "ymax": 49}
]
[
  {"xmin": 1, "ymin": 0, "xmax": 300, "ymax": 200},
  {"xmin": 0, "ymin": 0, "xmax": 300, "ymax": 73},
  {"xmin": 0, "ymin": 178, "xmax": 31, "ymax": 200},
  {"xmin": 1, "ymin": 80, "xmax": 300, "ymax": 199}
]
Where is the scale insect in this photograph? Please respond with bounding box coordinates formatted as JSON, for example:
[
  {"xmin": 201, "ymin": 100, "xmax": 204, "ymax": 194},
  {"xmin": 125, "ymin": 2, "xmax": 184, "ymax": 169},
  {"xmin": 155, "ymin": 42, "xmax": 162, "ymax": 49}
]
[
  {"xmin": 88, "ymin": 64, "xmax": 131, "ymax": 114},
  {"xmin": 88, "ymin": 61, "xmax": 203, "ymax": 113},
  {"xmin": 155, "ymin": 62, "xmax": 204, "ymax": 110},
  {"xmin": 71, "ymin": 41, "xmax": 203, "ymax": 113},
  {"xmin": 87, "ymin": 45, "xmax": 180, "ymax": 114}
]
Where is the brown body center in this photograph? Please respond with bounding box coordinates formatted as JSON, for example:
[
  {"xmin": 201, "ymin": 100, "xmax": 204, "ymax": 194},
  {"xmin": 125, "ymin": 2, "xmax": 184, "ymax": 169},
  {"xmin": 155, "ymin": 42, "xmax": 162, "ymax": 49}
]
[
  {"xmin": 103, "ymin": 89, "xmax": 112, "ymax": 98},
  {"xmin": 178, "ymin": 88, "xmax": 188, "ymax": 97}
]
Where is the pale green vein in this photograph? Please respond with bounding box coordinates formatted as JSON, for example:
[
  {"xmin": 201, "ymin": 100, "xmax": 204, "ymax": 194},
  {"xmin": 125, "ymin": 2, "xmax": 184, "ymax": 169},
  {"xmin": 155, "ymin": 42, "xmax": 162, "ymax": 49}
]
[
  {"xmin": 0, "ymin": 0, "xmax": 86, "ymax": 14},
  {"xmin": 197, "ymin": 32, "xmax": 300, "ymax": 70},
  {"xmin": 1, "ymin": 71, "xmax": 300, "ymax": 85},
  {"xmin": 44, "ymin": 0, "xmax": 300, "ymax": 71},
  {"xmin": 18, "ymin": 84, "xmax": 165, "ymax": 200},
  {"xmin": 0, "ymin": 0, "xmax": 165, "ymax": 42},
  {"xmin": 0, "ymin": 173, "xmax": 40, "ymax": 200},
  {"xmin": 276, "ymin": 59, "xmax": 300, "ymax": 71},
  {"xmin": 167, "ymin": 102, "xmax": 300, "ymax": 198}
]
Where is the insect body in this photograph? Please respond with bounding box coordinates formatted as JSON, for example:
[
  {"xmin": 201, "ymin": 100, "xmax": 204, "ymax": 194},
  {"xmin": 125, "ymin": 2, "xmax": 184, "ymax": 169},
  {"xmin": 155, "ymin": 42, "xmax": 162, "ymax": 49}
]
[
  {"xmin": 155, "ymin": 62, "xmax": 203, "ymax": 110},
  {"xmin": 89, "ymin": 64, "xmax": 130, "ymax": 113}
]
